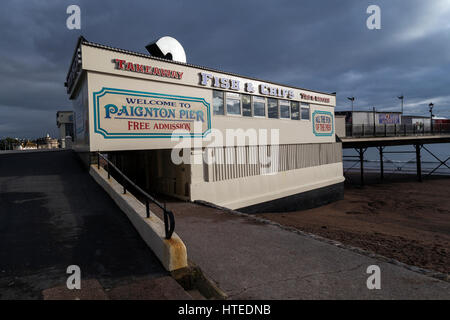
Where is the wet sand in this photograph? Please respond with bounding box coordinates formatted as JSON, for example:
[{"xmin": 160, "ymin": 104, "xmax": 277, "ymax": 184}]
[{"xmin": 260, "ymin": 173, "xmax": 450, "ymax": 274}]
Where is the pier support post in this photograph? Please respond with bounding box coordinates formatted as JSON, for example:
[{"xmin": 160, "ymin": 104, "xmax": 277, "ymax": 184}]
[
  {"xmin": 415, "ymin": 144, "xmax": 422, "ymax": 182},
  {"xmin": 358, "ymin": 148, "xmax": 365, "ymax": 187},
  {"xmin": 378, "ymin": 146, "xmax": 384, "ymax": 181}
]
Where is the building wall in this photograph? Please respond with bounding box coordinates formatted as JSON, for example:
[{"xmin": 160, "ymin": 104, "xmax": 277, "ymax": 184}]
[
  {"xmin": 191, "ymin": 160, "xmax": 343, "ymax": 210},
  {"xmin": 79, "ymin": 43, "xmax": 336, "ymax": 152},
  {"xmin": 195, "ymin": 142, "xmax": 343, "ymax": 210},
  {"xmin": 352, "ymin": 112, "xmax": 402, "ymax": 125},
  {"xmin": 335, "ymin": 115, "xmax": 346, "ymax": 137},
  {"xmin": 72, "ymin": 76, "xmax": 90, "ymax": 152},
  {"xmin": 86, "ymin": 71, "xmax": 335, "ymax": 151}
]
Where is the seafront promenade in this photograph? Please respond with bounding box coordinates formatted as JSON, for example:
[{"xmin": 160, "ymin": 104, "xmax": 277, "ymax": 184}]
[{"xmin": 1, "ymin": 150, "xmax": 449, "ymax": 299}]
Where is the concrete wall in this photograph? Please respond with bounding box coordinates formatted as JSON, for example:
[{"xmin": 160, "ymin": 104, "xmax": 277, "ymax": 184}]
[
  {"xmin": 89, "ymin": 164, "xmax": 187, "ymax": 271},
  {"xmin": 107, "ymin": 142, "xmax": 344, "ymax": 210}
]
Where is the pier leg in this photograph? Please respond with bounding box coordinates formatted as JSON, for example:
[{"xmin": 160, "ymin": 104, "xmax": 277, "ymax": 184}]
[
  {"xmin": 359, "ymin": 148, "xmax": 365, "ymax": 187},
  {"xmin": 378, "ymin": 146, "xmax": 384, "ymax": 181},
  {"xmin": 415, "ymin": 144, "xmax": 422, "ymax": 182}
]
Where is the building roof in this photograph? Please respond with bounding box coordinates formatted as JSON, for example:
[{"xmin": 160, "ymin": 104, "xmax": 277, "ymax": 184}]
[
  {"xmin": 401, "ymin": 115, "xmax": 430, "ymax": 119},
  {"xmin": 336, "ymin": 110, "xmax": 402, "ymax": 114}
]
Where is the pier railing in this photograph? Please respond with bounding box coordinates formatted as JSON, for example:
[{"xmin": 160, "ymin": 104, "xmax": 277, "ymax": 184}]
[
  {"xmin": 96, "ymin": 152, "xmax": 175, "ymax": 239},
  {"xmin": 345, "ymin": 123, "xmax": 450, "ymax": 138}
]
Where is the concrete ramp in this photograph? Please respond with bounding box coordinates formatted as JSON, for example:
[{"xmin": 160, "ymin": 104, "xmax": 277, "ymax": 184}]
[{"xmin": 0, "ymin": 150, "xmax": 188, "ymax": 299}]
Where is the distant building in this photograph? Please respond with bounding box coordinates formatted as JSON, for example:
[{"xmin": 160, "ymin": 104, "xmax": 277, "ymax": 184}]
[
  {"xmin": 22, "ymin": 141, "xmax": 38, "ymax": 150},
  {"xmin": 56, "ymin": 111, "xmax": 74, "ymax": 148},
  {"xmin": 433, "ymin": 117, "xmax": 450, "ymax": 124},
  {"xmin": 37, "ymin": 134, "xmax": 58, "ymax": 149},
  {"xmin": 401, "ymin": 115, "xmax": 431, "ymax": 131},
  {"xmin": 335, "ymin": 110, "xmax": 402, "ymax": 125}
]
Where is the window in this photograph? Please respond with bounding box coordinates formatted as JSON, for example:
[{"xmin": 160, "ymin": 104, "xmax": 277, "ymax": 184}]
[
  {"xmin": 279, "ymin": 100, "xmax": 290, "ymax": 119},
  {"xmin": 291, "ymin": 101, "xmax": 300, "ymax": 120},
  {"xmin": 242, "ymin": 94, "xmax": 252, "ymax": 117},
  {"xmin": 253, "ymin": 96, "xmax": 266, "ymax": 117},
  {"xmin": 268, "ymin": 98, "xmax": 279, "ymax": 119},
  {"xmin": 301, "ymin": 103, "xmax": 310, "ymax": 120},
  {"xmin": 226, "ymin": 92, "xmax": 241, "ymax": 115},
  {"xmin": 213, "ymin": 90, "xmax": 224, "ymax": 115}
]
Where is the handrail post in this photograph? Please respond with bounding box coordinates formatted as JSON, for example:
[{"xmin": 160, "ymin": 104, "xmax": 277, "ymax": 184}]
[
  {"xmin": 164, "ymin": 208, "xmax": 168, "ymax": 238},
  {"xmin": 96, "ymin": 152, "xmax": 175, "ymax": 239}
]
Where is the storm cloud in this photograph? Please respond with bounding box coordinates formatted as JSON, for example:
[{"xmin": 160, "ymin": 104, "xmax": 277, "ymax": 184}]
[{"xmin": 0, "ymin": 0, "xmax": 449, "ymax": 138}]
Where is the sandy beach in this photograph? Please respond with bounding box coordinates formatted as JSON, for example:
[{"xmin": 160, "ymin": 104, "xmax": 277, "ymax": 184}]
[{"xmin": 260, "ymin": 173, "xmax": 450, "ymax": 274}]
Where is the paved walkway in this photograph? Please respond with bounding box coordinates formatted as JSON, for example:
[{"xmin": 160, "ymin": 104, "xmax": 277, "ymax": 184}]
[
  {"xmin": 0, "ymin": 150, "xmax": 188, "ymax": 299},
  {"xmin": 161, "ymin": 199, "xmax": 450, "ymax": 299}
]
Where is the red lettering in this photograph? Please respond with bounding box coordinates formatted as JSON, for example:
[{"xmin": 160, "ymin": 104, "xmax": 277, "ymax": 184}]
[
  {"xmin": 115, "ymin": 59, "xmax": 126, "ymax": 70},
  {"xmin": 135, "ymin": 64, "xmax": 144, "ymax": 73},
  {"xmin": 125, "ymin": 62, "xmax": 135, "ymax": 71}
]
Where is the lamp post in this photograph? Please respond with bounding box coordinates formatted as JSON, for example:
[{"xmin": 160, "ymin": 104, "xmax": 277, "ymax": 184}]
[
  {"xmin": 347, "ymin": 96, "xmax": 355, "ymax": 113},
  {"xmin": 398, "ymin": 95, "xmax": 404, "ymax": 115},
  {"xmin": 372, "ymin": 106, "xmax": 376, "ymax": 136},
  {"xmin": 429, "ymin": 102, "xmax": 434, "ymax": 134}
]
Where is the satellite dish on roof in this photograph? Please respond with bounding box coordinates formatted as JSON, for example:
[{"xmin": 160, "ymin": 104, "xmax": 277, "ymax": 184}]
[{"xmin": 145, "ymin": 36, "xmax": 186, "ymax": 63}]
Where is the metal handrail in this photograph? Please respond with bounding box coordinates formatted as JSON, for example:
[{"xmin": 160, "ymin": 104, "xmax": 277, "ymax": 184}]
[
  {"xmin": 96, "ymin": 152, "xmax": 175, "ymax": 239},
  {"xmin": 344, "ymin": 123, "xmax": 450, "ymax": 138}
]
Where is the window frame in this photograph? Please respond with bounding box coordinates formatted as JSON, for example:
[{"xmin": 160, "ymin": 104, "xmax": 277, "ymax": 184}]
[
  {"xmin": 241, "ymin": 94, "xmax": 252, "ymax": 117},
  {"xmin": 300, "ymin": 102, "xmax": 310, "ymax": 121},
  {"xmin": 225, "ymin": 92, "xmax": 242, "ymax": 116},
  {"xmin": 252, "ymin": 96, "xmax": 267, "ymax": 118},
  {"xmin": 279, "ymin": 99, "xmax": 291, "ymax": 119},
  {"xmin": 290, "ymin": 101, "xmax": 300, "ymax": 120},
  {"xmin": 212, "ymin": 90, "xmax": 225, "ymax": 116},
  {"xmin": 267, "ymin": 97, "xmax": 279, "ymax": 119}
]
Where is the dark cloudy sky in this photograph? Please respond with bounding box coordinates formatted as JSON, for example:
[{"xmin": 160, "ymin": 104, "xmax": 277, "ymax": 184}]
[{"xmin": 1, "ymin": 0, "xmax": 449, "ymax": 138}]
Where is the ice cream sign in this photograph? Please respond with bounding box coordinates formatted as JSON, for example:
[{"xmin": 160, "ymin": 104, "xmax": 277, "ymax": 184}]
[
  {"xmin": 93, "ymin": 87, "xmax": 211, "ymax": 139},
  {"xmin": 312, "ymin": 111, "xmax": 334, "ymax": 136}
]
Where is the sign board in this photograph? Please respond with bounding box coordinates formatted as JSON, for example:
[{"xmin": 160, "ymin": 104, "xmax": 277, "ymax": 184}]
[
  {"xmin": 312, "ymin": 110, "xmax": 334, "ymax": 136},
  {"xmin": 378, "ymin": 113, "xmax": 400, "ymax": 124},
  {"xmin": 93, "ymin": 87, "xmax": 211, "ymax": 139}
]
